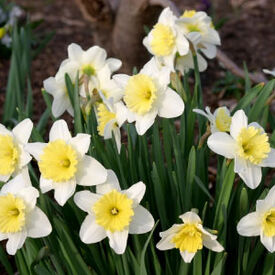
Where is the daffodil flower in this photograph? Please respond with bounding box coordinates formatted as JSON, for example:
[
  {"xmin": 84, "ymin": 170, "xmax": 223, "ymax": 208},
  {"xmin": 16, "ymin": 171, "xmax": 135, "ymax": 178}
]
[
  {"xmin": 207, "ymin": 110, "xmax": 275, "ymax": 189},
  {"xmin": 74, "ymin": 170, "xmax": 154, "ymax": 254},
  {"xmin": 263, "ymin": 68, "xmax": 275, "ymax": 77},
  {"xmin": 193, "ymin": 106, "xmax": 231, "ymax": 133},
  {"xmin": 25, "ymin": 120, "xmax": 107, "ymax": 206},
  {"xmin": 156, "ymin": 211, "xmax": 223, "ymax": 263},
  {"xmin": 0, "ymin": 173, "xmax": 52, "ymax": 255},
  {"xmin": 143, "ymin": 7, "xmax": 189, "ymax": 72},
  {"xmin": 43, "ymin": 62, "xmax": 76, "ymax": 118},
  {"xmin": 113, "ymin": 58, "xmax": 185, "ymax": 135},
  {"xmin": 177, "ymin": 10, "xmax": 221, "ymax": 59},
  {"xmin": 79, "ymin": 64, "xmax": 123, "ymax": 103},
  {"xmin": 95, "ymin": 94, "xmax": 128, "ymax": 153},
  {"xmin": 0, "ymin": 119, "xmax": 33, "ymax": 182},
  {"xmin": 237, "ymin": 185, "xmax": 275, "ymax": 252},
  {"xmin": 65, "ymin": 43, "xmax": 122, "ymax": 79}
]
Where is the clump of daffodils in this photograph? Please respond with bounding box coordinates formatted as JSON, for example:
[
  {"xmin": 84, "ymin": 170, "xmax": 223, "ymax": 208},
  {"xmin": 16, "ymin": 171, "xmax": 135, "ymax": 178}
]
[
  {"xmin": 143, "ymin": 7, "xmax": 220, "ymax": 74},
  {"xmin": 207, "ymin": 110, "xmax": 275, "ymax": 189},
  {"xmin": 237, "ymin": 185, "xmax": 275, "ymax": 252},
  {"xmin": 157, "ymin": 211, "xmax": 223, "ymax": 263},
  {"xmin": 74, "ymin": 170, "xmax": 154, "ymax": 254}
]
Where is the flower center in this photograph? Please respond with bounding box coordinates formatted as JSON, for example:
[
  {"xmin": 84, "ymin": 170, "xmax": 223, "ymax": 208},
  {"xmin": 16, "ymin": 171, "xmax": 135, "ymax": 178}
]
[
  {"xmin": 39, "ymin": 139, "xmax": 78, "ymax": 182},
  {"xmin": 150, "ymin": 23, "xmax": 175, "ymax": 56},
  {"xmin": 93, "ymin": 190, "xmax": 134, "ymax": 232},
  {"xmin": 215, "ymin": 108, "xmax": 231, "ymax": 132},
  {"xmin": 82, "ymin": 65, "xmax": 95, "ymax": 76},
  {"xmin": 0, "ymin": 193, "xmax": 26, "ymax": 233},
  {"xmin": 181, "ymin": 10, "xmax": 196, "ymax": 18},
  {"xmin": 262, "ymin": 208, "xmax": 275, "ymax": 237},
  {"xmin": 171, "ymin": 223, "xmax": 203, "ymax": 253},
  {"xmin": 97, "ymin": 103, "xmax": 116, "ymax": 136},
  {"xmin": 124, "ymin": 74, "xmax": 157, "ymax": 115},
  {"xmin": 237, "ymin": 126, "xmax": 270, "ymax": 165},
  {"xmin": 0, "ymin": 135, "xmax": 19, "ymax": 175},
  {"xmin": 186, "ymin": 23, "xmax": 202, "ymax": 33}
]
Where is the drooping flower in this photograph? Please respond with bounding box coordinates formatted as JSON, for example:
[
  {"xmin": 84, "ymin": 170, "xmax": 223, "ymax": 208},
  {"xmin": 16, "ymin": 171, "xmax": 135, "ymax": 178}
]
[
  {"xmin": 156, "ymin": 211, "xmax": 223, "ymax": 263},
  {"xmin": 0, "ymin": 119, "xmax": 33, "ymax": 182},
  {"xmin": 43, "ymin": 61, "xmax": 76, "ymax": 118},
  {"xmin": 193, "ymin": 106, "xmax": 231, "ymax": 133},
  {"xmin": 74, "ymin": 170, "xmax": 154, "ymax": 254},
  {"xmin": 207, "ymin": 110, "xmax": 275, "ymax": 189},
  {"xmin": 113, "ymin": 58, "xmax": 185, "ymax": 135},
  {"xmin": 237, "ymin": 185, "xmax": 275, "ymax": 252},
  {"xmin": 143, "ymin": 7, "xmax": 189, "ymax": 71},
  {"xmin": 0, "ymin": 173, "xmax": 52, "ymax": 255},
  {"xmin": 177, "ymin": 10, "xmax": 221, "ymax": 59},
  {"xmin": 95, "ymin": 94, "xmax": 128, "ymax": 152},
  {"xmin": 25, "ymin": 120, "xmax": 107, "ymax": 206}
]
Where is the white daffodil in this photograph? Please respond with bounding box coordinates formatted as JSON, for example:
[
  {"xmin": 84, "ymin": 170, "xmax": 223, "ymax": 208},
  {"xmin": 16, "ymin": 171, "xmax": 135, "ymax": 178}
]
[
  {"xmin": 237, "ymin": 185, "xmax": 275, "ymax": 252},
  {"xmin": 74, "ymin": 170, "xmax": 154, "ymax": 254},
  {"xmin": 177, "ymin": 10, "xmax": 221, "ymax": 59},
  {"xmin": 43, "ymin": 61, "xmax": 76, "ymax": 118},
  {"xmin": 207, "ymin": 110, "xmax": 275, "ymax": 189},
  {"xmin": 25, "ymin": 120, "xmax": 107, "ymax": 206},
  {"xmin": 0, "ymin": 173, "xmax": 52, "ymax": 255},
  {"xmin": 143, "ymin": 7, "xmax": 189, "ymax": 72},
  {"xmin": 156, "ymin": 211, "xmax": 223, "ymax": 263},
  {"xmin": 79, "ymin": 64, "xmax": 123, "ymax": 103},
  {"xmin": 0, "ymin": 119, "xmax": 33, "ymax": 183},
  {"xmin": 263, "ymin": 68, "xmax": 275, "ymax": 77},
  {"xmin": 175, "ymin": 48, "xmax": 207, "ymax": 74},
  {"xmin": 65, "ymin": 43, "xmax": 122, "ymax": 80},
  {"xmin": 193, "ymin": 106, "xmax": 231, "ymax": 133},
  {"xmin": 95, "ymin": 94, "xmax": 128, "ymax": 153},
  {"xmin": 113, "ymin": 58, "xmax": 184, "ymax": 135}
]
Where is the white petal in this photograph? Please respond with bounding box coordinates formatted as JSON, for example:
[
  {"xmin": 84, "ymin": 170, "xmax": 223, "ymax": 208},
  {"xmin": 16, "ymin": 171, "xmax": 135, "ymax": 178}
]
[
  {"xmin": 207, "ymin": 133, "xmax": 236, "ymax": 159},
  {"xmin": 176, "ymin": 32, "xmax": 189, "ymax": 56},
  {"xmin": 106, "ymin": 58, "xmax": 122, "ymax": 72},
  {"xmin": 237, "ymin": 212, "xmax": 261, "ymax": 236},
  {"xmin": 156, "ymin": 226, "xmax": 179, "ymax": 250},
  {"xmin": 79, "ymin": 215, "xmax": 107, "ymax": 244},
  {"xmin": 68, "ymin": 43, "xmax": 83, "ymax": 61},
  {"xmin": 43, "ymin": 77, "xmax": 61, "ymax": 96},
  {"xmin": 76, "ymin": 155, "xmax": 107, "ymax": 186},
  {"xmin": 124, "ymin": 182, "xmax": 146, "ymax": 206},
  {"xmin": 0, "ymin": 174, "xmax": 11, "ymax": 182},
  {"xmin": 235, "ymin": 158, "xmax": 262, "ymax": 189},
  {"xmin": 18, "ymin": 149, "xmax": 32, "ymax": 169},
  {"xmin": 96, "ymin": 169, "xmax": 121, "ymax": 194},
  {"xmin": 70, "ymin": 134, "xmax": 91, "ymax": 158},
  {"xmin": 135, "ymin": 111, "xmax": 157, "ymax": 136},
  {"xmin": 0, "ymin": 124, "xmax": 11, "ymax": 136},
  {"xmin": 230, "ymin": 110, "xmax": 248, "ymax": 140},
  {"xmin": 74, "ymin": 191, "xmax": 101, "ymax": 213},
  {"xmin": 49, "ymin": 120, "xmax": 71, "ymax": 142},
  {"xmin": 113, "ymin": 74, "xmax": 130, "ymax": 89},
  {"xmin": 53, "ymin": 180, "xmax": 76, "ymax": 206},
  {"xmin": 1, "ymin": 173, "xmax": 31, "ymax": 194},
  {"xmin": 180, "ymin": 251, "xmax": 196, "ymax": 263},
  {"xmin": 12, "ymin": 119, "xmax": 33, "ymax": 145},
  {"xmin": 25, "ymin": 142, "xmax": 46, "ymax": 161},
  {"xmin": 260, "ymin": 232, "xmax": 275, "ymax": 253},
  {"xmin": 158, "ymin": 87, "xmax": 184, "ymax": 118},
  {"xmin": 179, "ymin": 211, "xmax": 201, "ymax": 224},
  {"xmin": 85, "ymin": 46, "xmax": 107, "ymax": 69},
  {"xmin": 203, "ymin": 235, "xmax": 224, "ymax": 252},
  {"xmin": 256, "ymin": 185, "xmax": 275, "ymax": 213},
  {"xmin": 17, "ymin": 186, "xmax": 39, "ymax": 210},
  {"xmin": 40, "ymin": 177, "xmax": 54, "ymax": 193},
  {"xmin": 129, "ymin": 205, "xmax": 154, "ymax": 234},
  {"xmin": 6, "ymin": 231, "xmax": 27, "ymax": 255},
  {"xmin": 107, "ymin": 230, "xmax": 129, "ymax": 254},
  {"xmin": 0, "ymin": 232, "xmax": 7, "ymax": 241},
  {"xmin": 260, "ymin": 148, "xmax": 275, "ymax": 167},
  {"xmin": 26, "ymin": 207, "xmax": 52, "ymax": 238},
  {"xmin": 200, "ymin": 43, "xmax": 217, "ymax": 59},
  {"xmin": 52, "ymin": 95, "xmax": 70, "ymax": 118}
]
